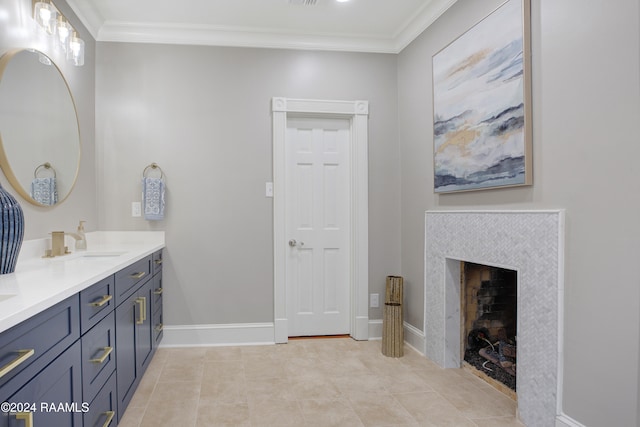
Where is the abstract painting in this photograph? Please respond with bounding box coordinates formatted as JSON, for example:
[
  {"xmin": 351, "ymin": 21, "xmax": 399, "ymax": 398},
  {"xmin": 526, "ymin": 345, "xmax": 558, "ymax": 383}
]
[{"xmin": 432, "ymin": 0, "xmax": 531, "ymax": 193}]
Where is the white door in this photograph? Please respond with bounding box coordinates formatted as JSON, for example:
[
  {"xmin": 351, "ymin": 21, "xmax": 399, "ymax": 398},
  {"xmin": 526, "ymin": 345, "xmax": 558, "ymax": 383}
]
[{"xmin": 285, "ymin": 117, "xmax": 351, "ymax": 336}]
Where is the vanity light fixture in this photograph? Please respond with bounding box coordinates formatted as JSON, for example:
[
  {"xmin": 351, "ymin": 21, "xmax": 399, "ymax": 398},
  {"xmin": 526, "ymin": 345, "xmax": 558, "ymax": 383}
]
[
  {"xmin": 32, "ymin": 0, "xmax": 84, "ymax": 66},
  {"xmin": 68, "ymin": 32, "xmax": 84, "ymax": 66},
  {"xmin": 33, "ymin": 1, "xmax": 57, "ymax": 34}
]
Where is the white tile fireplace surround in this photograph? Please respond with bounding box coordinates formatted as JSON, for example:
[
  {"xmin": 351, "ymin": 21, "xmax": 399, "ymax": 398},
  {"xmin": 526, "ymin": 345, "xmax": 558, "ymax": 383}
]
[{"xmin": 424, "ymin": 210, "xmax": 565, "ymax": 427}]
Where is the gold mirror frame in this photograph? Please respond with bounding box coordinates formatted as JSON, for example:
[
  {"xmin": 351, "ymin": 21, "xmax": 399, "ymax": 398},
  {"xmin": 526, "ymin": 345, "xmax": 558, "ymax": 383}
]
[{"xmin": 0, "ymin": 48, "xmax": 81, "ymax": 206}]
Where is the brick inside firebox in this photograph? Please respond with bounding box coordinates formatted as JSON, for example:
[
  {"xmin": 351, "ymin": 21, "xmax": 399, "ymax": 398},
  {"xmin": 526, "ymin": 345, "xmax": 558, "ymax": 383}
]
[{"xmin": 462, "ymin": 261, "xmax": 517, "ymax": 391}]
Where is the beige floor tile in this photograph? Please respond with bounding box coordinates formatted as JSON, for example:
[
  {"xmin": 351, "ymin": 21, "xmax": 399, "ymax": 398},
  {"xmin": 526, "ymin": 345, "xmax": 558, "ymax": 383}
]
[
  {"xmin": 158, "ymin": 363, "xmax": 204, "ymax": 383},
  {"xmin": 122, "ymin": 338, "xmax": 528, "ymax": 427},
  {"xmin": 248, "ymin": 397, "xmax": 306, "ymax": 426},
  {"xmin": 203, "ymin": 359, "xmax": 245, "ymax": 380},
  {"xmin": 196, "ymin": 401, "xmax": 251, "ymax": 427},
  {"xmin": 298, "ymin": 398, "xmax": 364, "ymax": 427},
  {"xmin": 348, "ymin": 393, "xmax": 416, "ymax": 427},
  {"xmin": 470, "ymin": 416, "xmax": 526, "ymax": 427},
  {"xmin": 140, "ymin": 399, "xmax": 198, "ymax": 427},
  {"xmin": 149, "ymin": 380, "xmax": 201, "ymax": 404},
  {"xmin": 200, "ymin": 376, "xmax": 248, "ymax": 404},
  {"xmin": 394, "ymin": 391, "xmax": 477, "ymax": 427}
]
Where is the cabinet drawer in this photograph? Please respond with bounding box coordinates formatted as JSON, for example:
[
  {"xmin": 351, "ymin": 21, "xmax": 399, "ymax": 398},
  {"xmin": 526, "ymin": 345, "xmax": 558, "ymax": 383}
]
[
  {"xmin": 152, "ymin": 271, "xmax": 163, "ymax": 310},
  {"xmin": 84, "ymin": 371, "xmax": 117, "ymax": 427},
  {"xmin": 153, "ymin": 300, "xmax": 163, "ymax": 347},
  {"xmin": 115, "ymin": 256, "xmax": 151, "ymax": 306},
  {"xmin": 0, "ymin": 295, "xmax": 79, "ymax": 390},
  {"xmin": 152, "ymin": 249, "xmax": 163, "ymax": 275},
  {"xmin": 80, "ymin": 275, "xmax": 115, "ymax": 334},
  {"xmin": 81, "ymin": 311, "xmax": 116, "ymax": 404}
]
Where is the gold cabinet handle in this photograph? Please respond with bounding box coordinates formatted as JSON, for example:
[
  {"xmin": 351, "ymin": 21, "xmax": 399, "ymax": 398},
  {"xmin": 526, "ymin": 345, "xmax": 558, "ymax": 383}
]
[
  {"xmin": 102, "ymin": 410, "xmax": 115, "ymax": 427},
  {"xmin": 154, "ymin": 259, "xmax": 163, "ymax": 265},
  {"xmin": 153, "ymin": 287, "xmax": 163, "ymax": 295},
  {"xmin": 90, "ymin": 346, "xmax": 113, "ymax": 364},
  {"xmin": 0, "ymin": 349, "xmax": 35, "ymax": 379},
  {"xmin": 90, "ymin": 294, "xmax": 113, "ymax": 307},
  {"xmin": 12, "ymin": 412, "xmax": 33, "ymax": 427},
  {"xmin": 135, "ymin": 297, "xmax": 147, "ymax": 324},
  {"xmin": 130, "ymin": 271, "xmax": 146, "ymax": 280},
  {"xmin": 155, "ymin": 323, "xmax": 164, "ymax": 332}
]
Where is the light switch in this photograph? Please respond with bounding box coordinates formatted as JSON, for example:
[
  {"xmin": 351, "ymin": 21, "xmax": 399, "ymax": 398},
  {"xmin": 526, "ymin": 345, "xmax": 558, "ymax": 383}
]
[
  {"xmin": 132, "ymin": 202, "xmax": 141, "ymax": 217},
  {"xmin": 266, "ymin": 182, "xmax": 274, "ymax": 198}
]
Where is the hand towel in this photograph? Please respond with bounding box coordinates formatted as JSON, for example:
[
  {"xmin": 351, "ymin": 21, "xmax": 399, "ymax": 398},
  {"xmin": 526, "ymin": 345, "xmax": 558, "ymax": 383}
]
[
  {"xmin": 142, "ymin": 177, "xmax": 165, "ymax": 220},
  {"xmin": 31, "ymin": 177, "xmax": 58, "ymax": 206}
]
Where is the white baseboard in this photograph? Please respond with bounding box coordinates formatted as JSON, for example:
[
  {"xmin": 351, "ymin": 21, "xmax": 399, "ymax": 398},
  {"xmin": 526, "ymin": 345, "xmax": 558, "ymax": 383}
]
[
  {"xmin": 555, "ymin": 414, "xmax": 586, "ymax": 427},
  {"xmin": 160, "ymin": 320, "xmax": 426, "ymax": 351},
  {"xmin": 368, "ymin": 319, "xmax": 383, "ymax": 340},
  {"xmin": 368, "ymin": 319, "xmax": 425, "ymax": 353},
  {"xmin": 160, "ymin": 323, "xmax": 275, "ymax": 347}
]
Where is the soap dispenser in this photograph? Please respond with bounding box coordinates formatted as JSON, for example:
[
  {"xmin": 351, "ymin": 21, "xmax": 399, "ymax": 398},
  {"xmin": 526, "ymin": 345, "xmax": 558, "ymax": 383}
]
[{"xmin": 75, "ymin": 220, "xmax": 87, "ymax": 250}]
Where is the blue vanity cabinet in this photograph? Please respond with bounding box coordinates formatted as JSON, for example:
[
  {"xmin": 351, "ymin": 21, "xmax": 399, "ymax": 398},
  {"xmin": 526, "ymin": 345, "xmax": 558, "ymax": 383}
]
[
  {"xmin": 151, "ymin": 263, "xmax": 163, "ymax": 348},
  {"xmin": 115, "ymin": 261, "xmax": 155, "ymax": 422},
  {"xmin": 0, "ymin": 296, "xmax": 80, "ymax": 392},
  {"xmin": 82, "ymin": 371, "xmax": 117, "ymax": 427},
  {"xmin": 1, "ymin": 340, "xmax": 83, "ymax": 427}
]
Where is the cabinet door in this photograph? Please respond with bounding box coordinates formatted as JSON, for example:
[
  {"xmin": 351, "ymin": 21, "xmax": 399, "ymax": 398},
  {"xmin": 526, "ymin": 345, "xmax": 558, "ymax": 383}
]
[
  {"xmin": 1, "ymin": 341, "xmax": 83, "ymax": 427},
  {"xmin": 83, "ymin": 372, "xmax": 117, "ymax": 427},
  {"xmin": 136, "ymin": 278, "xmax": 154, "ymax": 374},
  {"xmin": 115, "ymin": 277, "xmax": 153, "ymax": 422}
]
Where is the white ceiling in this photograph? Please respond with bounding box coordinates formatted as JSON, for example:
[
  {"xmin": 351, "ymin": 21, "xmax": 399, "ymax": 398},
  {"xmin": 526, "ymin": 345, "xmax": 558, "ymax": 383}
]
[{"xmin": 65, "ymin": 0, "xmax": 458, "ymax": 53}]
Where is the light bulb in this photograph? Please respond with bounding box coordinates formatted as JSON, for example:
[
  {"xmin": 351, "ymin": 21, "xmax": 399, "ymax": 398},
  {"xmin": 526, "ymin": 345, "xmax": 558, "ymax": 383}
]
[
  {"xmin": 68, "ymin": 32, "xmax": 85, "ymax": 66},
  {"xmin": 56, "ymin": 17, "xmax": 71, "ymax": 51},
  {"xmin": 34, "ymin": 1, "xmax": 57, "ymax": 34}
]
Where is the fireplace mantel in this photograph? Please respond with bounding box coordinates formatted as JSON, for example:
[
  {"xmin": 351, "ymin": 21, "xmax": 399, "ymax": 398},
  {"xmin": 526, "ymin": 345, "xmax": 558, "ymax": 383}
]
[{"xmin": 424, "ymin": 210, "xmax": 565, "ymax": 427}]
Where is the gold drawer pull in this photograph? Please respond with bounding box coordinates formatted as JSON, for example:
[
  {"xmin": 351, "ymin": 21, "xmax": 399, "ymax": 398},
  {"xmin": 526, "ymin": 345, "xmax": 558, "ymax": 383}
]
[
  {"xmin": 0, "ymin": 349, "xmax": 35, "ymax": 379},
  {"xmin": 90, "ymin": 346, "xmax": 113, "ymax": 364},
  {"xmin": 130, "ymin": 271, "xmax": 146, "ymax": 280},
  {"xmin": 155, "ymin": 323, "xmax": 164, "ymax": 332},
  {"xmin": 12, "ymin": 412, "xmax": 33, "ymax": 427},
  {"xmin": 154, "ymin": 259, "xmax": 163, "ymax": 265},
  {"xmin": 153, "ymin": 288, "xmax": 163, "ymax": 295},
  {"xmin": 90, "ymin": 294, "xmax": 113, "ymax": 307},
  {"xmin": 102, "ymin": 410, "xmax": 115, "ymax": 427},
  {"xmin": 135, "ymin": 297, "xmax": 146, "ymax": 324}
]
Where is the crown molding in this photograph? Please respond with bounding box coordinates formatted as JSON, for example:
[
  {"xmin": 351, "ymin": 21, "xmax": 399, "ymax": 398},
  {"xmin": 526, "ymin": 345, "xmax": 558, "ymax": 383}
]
[
  {"xmin": 67, "ymin": 0, "xmax": 459, "ymax": 54},
  {"xmin": 393, "ymin": 0, "xmax": 459, "ymax": 52},
  {"xmin": 65, "ymin": 0, "xmax": 103, "ymax": 39},
  {"xmin": 97, "ymin": 22, "xmax": 400, "ymax": 53}
]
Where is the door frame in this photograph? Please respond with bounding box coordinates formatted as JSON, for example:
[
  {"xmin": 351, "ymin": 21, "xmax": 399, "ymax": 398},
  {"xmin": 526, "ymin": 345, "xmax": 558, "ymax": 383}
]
[{"xmin": 272, "ymin": 97, "xmax": 369, "ymax": 343}]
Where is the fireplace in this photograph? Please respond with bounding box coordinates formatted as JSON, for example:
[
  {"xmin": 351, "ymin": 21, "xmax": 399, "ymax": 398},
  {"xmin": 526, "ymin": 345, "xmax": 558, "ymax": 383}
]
[
  {"xmin": 424, "ymin": 210, "xmax": 564, "ymax": 427},
  {"xmin": 461, "ymin": 262, "xmax": 517, "ymax": 392}
]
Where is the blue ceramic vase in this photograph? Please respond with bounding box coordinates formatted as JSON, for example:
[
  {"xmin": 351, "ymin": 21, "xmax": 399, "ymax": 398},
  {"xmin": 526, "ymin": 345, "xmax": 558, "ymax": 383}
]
[{"xmin": 0, "ymin": 183, "xmax": 24, "ymax": 274}]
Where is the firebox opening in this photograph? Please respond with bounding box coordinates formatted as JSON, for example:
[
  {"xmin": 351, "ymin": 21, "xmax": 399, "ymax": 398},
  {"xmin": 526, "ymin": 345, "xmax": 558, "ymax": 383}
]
[{"xmin": 461, "ymin": 261, "xmax": 517, "ymax": 392}]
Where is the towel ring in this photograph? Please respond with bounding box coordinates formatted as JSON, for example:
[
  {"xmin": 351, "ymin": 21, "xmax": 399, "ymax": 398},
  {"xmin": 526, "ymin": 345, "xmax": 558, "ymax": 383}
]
[
  {"xmin": 34, "ymin": 162, "xmax": 56, "ymax": 179},
  {"xmin": 143, "ymin": 162, "xmax": 164, "ymax": 179}
]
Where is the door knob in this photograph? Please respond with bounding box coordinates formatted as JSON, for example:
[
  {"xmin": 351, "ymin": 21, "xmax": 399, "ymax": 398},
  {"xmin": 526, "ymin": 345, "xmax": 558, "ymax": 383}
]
[{"xmin": 289, "ymin": 239, "xmax": 297, "ymax": 247}]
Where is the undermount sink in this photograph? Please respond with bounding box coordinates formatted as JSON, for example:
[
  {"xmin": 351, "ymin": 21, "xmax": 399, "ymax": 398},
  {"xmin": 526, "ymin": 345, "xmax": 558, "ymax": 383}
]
[{"xmin": 79, "ymin": 251, "xmax": 126, "ymax": 258}]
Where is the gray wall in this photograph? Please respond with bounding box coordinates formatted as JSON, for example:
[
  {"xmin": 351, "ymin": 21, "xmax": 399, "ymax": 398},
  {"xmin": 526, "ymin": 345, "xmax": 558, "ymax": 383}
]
[
  {"xmin": 398, "ymin": 0, "xmax": 640, "ymax": 426},
  {"xmin": 95, "ymin": 43, "xmax": 401, "ymax": 325},
  {"xmin": 0, "ymin": 0, "xmax": 97, "ymax": 239}
]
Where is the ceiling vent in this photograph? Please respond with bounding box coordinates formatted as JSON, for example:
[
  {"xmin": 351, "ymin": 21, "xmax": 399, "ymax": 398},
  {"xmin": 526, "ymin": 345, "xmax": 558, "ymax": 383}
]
[{"xmin": 289, "ymin": 0, "xmax": 318, "ymax": 5}]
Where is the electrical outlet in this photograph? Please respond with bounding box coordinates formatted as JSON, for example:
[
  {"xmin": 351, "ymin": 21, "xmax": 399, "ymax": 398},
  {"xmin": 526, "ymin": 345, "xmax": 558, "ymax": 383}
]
[
  {"xmin": 265, "ymin": 182, "xmax": 274, "ymax": 197},
  {"xmin": 132, "ymin": 202, "xmax": 141, "ymax": 217},
  {"xmin": 370, "ymin": 293, "xmax": 379, "ymax": 308}
]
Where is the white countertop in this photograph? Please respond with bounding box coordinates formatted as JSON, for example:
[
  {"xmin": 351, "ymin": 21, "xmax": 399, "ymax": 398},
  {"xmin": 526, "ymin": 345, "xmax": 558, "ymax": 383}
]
[{"xmin": 0, "ymin": 231, "xmax": 165, "ymax": 334}]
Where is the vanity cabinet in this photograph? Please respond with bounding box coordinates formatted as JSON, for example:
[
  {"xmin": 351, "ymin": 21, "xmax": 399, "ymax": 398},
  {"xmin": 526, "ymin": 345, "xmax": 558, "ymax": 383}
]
[
  {"xmin": 115, "ymin": 249, "xmax": 163, "ymax": 423},
  {"xmin": 0, "ymin": 248, "xmax": 164, "ymax": 427}
]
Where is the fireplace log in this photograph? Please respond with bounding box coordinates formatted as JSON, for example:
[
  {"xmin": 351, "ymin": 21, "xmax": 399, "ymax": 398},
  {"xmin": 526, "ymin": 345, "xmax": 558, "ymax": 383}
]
[{"xmin": 382, "ymin": 276, "xmax": 404, "ymax": 357}]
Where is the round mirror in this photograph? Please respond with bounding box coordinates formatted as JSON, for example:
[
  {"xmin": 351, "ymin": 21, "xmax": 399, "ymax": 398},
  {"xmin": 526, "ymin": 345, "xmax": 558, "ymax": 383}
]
[{"xmin": 0, "ymin": 49, "xmax": 81, "ymax": 206}]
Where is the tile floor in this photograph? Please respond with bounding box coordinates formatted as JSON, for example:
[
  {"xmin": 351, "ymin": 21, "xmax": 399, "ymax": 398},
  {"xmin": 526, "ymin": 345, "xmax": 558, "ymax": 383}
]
[{"xmin": 118, "ymin": 338, "xmax": 525, "ymax": 427}]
